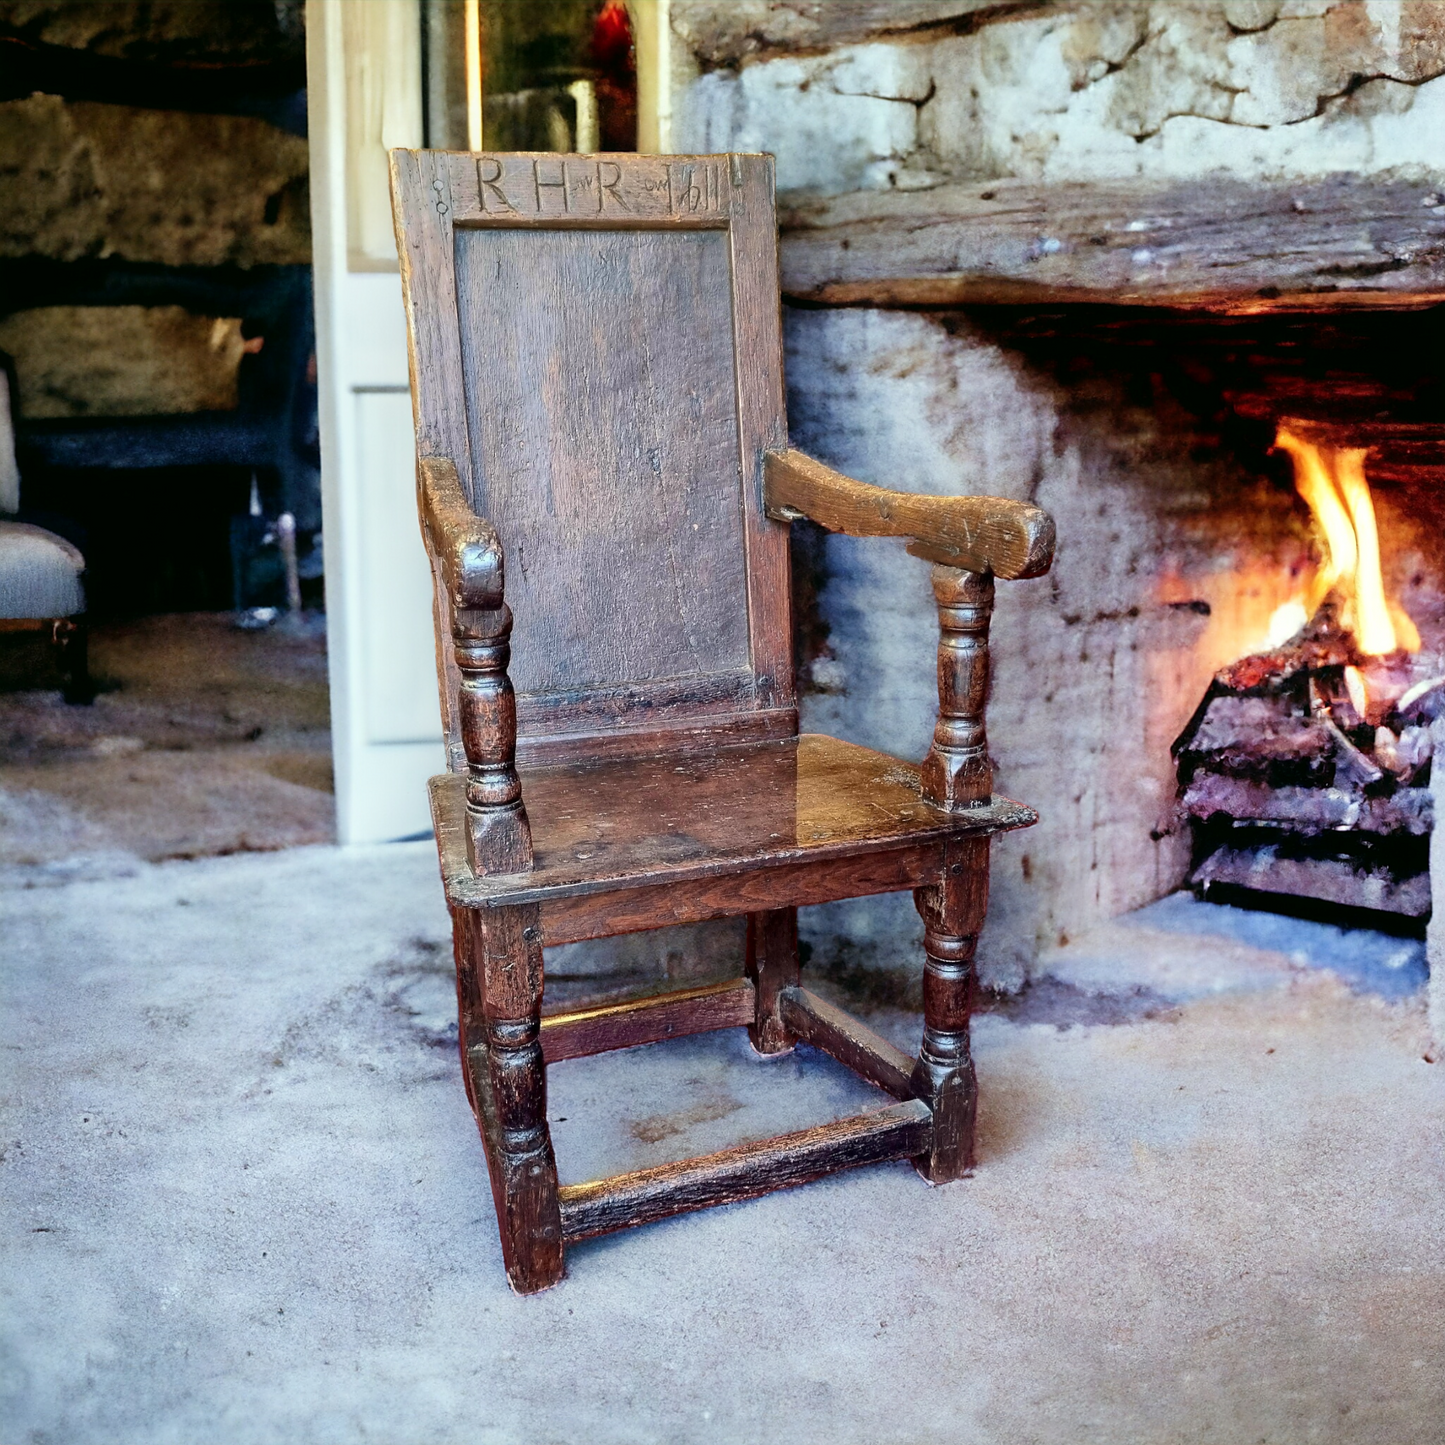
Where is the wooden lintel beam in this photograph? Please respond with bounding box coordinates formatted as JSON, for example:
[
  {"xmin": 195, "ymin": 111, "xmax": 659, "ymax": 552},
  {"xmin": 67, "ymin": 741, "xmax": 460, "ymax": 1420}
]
[
  {"xmin": 540, "ymin": 979, "xmax": 754, "ymax": 1063},
  {"xmin": 780, "ymin": 175, "xmax": 1445, "ymax": 312},
  {"xmin": 557, "ymin": 1099, "xmax": 933, "ymax": 1241}
]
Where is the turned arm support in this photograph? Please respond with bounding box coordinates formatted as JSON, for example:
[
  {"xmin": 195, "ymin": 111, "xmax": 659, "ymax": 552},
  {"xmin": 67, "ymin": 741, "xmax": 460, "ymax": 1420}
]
[
  {"xmin": 762, "ymin": 447, "xmax": 1054, "ymax": 578},
  {"xmin": 417, "ymin": 456, "xmax": 533, "ymax": 876},
  {"xmin": 764, "ymin": 448, "xmax": 1055, "ymax": 813}
]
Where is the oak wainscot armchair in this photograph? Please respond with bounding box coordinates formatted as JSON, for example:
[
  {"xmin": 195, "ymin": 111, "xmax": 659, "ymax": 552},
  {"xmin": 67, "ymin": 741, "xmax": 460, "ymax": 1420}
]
[{"xmin": 390, "ymin": 150, "xmax": 1055, "ymax": 1293}]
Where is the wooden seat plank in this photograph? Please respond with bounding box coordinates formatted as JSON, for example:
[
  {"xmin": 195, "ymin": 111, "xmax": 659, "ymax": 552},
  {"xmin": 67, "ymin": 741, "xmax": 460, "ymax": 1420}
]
[{"xmin": 432, "ymin": 733, "xmax": 1035, "ymax": 912}]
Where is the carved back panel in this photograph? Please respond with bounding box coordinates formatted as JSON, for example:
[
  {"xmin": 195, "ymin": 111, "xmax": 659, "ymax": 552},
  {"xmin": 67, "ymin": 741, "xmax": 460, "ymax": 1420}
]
[{"xmin": 391, "ymin": 151, "xmax": 794, "ymax": 766}]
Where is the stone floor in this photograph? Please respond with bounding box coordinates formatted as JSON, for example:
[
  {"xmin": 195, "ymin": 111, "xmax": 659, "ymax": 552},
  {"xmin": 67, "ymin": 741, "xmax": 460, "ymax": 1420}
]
[
  {"xmin": 4, "ymin": 841, "xmax": 1442, "ymax": 1445},
  {"xmin": 0, "ymin": 612, "xmax": 333, "ymax": 882}
]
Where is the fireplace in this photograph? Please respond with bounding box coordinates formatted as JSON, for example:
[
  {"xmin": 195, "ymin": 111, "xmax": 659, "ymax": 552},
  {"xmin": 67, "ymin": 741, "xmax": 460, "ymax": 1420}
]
[{"xmin": 978, "ymin": 306, "xmax": 1445, "ymax": 941}]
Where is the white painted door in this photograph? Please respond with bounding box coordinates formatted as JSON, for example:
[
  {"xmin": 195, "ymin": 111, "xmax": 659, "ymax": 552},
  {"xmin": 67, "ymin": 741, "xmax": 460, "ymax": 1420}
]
[{"xmin": 307, "ymin": 0, "xmax": 444, "ymax": 843}]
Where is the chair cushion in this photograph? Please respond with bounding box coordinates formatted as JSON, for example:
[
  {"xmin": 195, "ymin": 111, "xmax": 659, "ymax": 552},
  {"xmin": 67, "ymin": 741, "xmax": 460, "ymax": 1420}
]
[{"xmin": 0, "ymin": 521, "xmax": 86, "ymax": 619}]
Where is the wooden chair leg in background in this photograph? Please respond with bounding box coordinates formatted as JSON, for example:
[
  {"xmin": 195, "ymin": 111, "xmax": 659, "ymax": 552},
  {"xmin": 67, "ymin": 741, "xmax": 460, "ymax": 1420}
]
[
  {"xmin": 53, "ymin": 616, "xmax": 93, "ymax": 704},
  {"xmin": 462, "ymin": 903, "xmax": 564, "ymax": 1293},
  {"xmin": 912, "ymin": 838, "xmax": 987, "ymax": 1183},
  {"xmin": 746, "ymin": 907, "xmax": 799, "ymax": 1055}
]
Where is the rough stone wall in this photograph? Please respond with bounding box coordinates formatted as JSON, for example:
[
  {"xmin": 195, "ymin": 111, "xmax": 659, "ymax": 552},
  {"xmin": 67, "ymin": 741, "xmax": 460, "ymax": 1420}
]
[
  {"xmin": 0, "ymin": 5, "xmax": 308, "ymax": 418},
  {"xmin": 786, "ymin": 309, "xmax": 1308, "ymax": 989},
  {"xmin": 675, "ymin": 1, "xmax": 1445, "ymax": 196},
  {"xmin": 0, "ymin": 307, "xmax": 249, "ymax": 418},
  {"xmin": 0, "ymin": 95, "xmax": 310, "ymax": 270},
  {"xmin": 668, "ymin": 0, "xmax": 1441, "ymax": 989}
]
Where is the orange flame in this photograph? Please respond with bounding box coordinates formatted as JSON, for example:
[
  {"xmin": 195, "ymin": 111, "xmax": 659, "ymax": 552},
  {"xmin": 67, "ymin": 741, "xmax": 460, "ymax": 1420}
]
[{"xmin": 1274, "ymin": 424, "xmax": 1419, "ymax": 656}]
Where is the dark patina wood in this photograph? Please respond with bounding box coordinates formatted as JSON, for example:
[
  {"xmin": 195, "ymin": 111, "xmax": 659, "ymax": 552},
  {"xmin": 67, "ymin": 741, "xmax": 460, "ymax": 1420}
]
[
  {"xmin": 780, "ymin": 174, "xmax": 1445, "ymax": 312},
  {"xmin": 558, "ymin": 1100, "xmax": 934, "ymax": 1242},
  {"xmin": 911, "ymin": 835, "xmax": 990, "ymax": 1182},
  {"xmin": 392, "ymin": 148, "xmax": 1055, "ymax": 1293},
  {"xmin": 778, "ymin": 986, "xmax": 916, "ymax": 1101},
  {"xmin": 764, "ymin": 447, "xmax": 1053, "ymax": 579},
  {"xmin": 920, "ymin": 567, "xmax": 994, "ymax": 811},
  {"xmin": 540, "ymin": 979, "xmax": 755, "ymax": 1064},
  {"xmin": 745, "ymin": 907, "xmax": 799, "ymax": 1055}
]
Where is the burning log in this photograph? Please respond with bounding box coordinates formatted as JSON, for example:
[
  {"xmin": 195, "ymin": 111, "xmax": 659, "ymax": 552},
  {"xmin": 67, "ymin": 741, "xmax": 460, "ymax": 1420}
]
[{"xmin": 1174, "ymin": 421, "xmax": 1438, "ymax": 921}]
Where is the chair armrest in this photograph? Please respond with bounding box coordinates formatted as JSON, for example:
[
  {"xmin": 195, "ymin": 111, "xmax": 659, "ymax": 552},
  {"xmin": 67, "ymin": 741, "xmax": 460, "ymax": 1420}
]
[
  {"xmin": 763, "ymin": 447, "xmax": 1054, "ymax": 580},
  {"xmin": 417, "ymin": 454, "xmax": 505, "ymax": 611}
]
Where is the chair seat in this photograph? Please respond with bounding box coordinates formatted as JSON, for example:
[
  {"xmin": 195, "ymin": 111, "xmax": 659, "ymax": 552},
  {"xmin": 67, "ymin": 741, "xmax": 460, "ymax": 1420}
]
[
  {"xmin": 432, "ymin": 734, "xmax": 1035, "ymax": 942},
  {"xmin": 0, "ymin": 520, "xmax": 85, "ymax": 619}
]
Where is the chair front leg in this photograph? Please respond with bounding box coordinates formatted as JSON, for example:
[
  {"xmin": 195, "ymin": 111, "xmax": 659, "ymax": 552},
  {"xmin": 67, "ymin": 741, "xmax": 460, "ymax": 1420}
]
[
  {"xmin": 53, "ymin": 616, "xmax": 93, "ymax": 705},
  {"xmin": 912, "ymin": 836, "xmax": 988, "ymax": 1182},
  {"xmin": 468, "ymin": 903, "xmax": 563, "ymax": 1293}
]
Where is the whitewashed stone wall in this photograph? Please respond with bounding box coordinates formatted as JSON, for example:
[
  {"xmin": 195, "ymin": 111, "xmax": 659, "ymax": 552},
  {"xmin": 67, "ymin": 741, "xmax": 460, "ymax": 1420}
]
[{"xmin": 674, "ymin": 1, "xmax": 1445, "ymax": 197}]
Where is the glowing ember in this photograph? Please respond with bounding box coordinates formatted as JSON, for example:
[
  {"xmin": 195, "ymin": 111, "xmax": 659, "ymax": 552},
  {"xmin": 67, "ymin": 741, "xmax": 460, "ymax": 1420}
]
[
  {"xmin": 1274, "ymin": 424, "xmax": 1419, "ymax": 656},
  {"xmin": 1343, "ymin": 663, "xmax": 1370, "ymax": 720}
]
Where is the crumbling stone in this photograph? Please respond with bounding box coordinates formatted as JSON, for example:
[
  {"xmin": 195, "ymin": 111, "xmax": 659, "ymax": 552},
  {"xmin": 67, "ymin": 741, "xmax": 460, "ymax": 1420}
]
[
  {"xmin": 0, "ymin": 95, "xmax": 309, "ymax": 267},
  {"xmin": 676, "ymin": 1, "xmax": 1445, "ymax": 194},
  {"xmin": 0, "ymin": 305, "xmax": 247, "ymax": 418},
  {"xmin": 0, "ymin": 0, "xmax": 304, "ymax": 67}
]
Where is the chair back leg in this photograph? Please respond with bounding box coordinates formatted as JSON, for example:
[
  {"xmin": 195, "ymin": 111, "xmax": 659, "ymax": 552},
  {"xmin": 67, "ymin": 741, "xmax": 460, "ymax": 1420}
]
[{"xmin": 746, "ymin": 907, "xmax": 800, "ymax": 1055}]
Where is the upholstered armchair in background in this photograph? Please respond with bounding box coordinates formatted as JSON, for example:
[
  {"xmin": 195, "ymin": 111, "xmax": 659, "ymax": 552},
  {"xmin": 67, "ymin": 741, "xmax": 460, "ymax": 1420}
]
[{"xmin": 0, "ymin": 354, "xmax": 91, "ymax": 703}]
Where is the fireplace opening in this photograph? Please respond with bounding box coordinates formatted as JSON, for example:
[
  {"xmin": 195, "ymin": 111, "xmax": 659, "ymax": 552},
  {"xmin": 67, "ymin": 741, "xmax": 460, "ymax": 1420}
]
[{"xmin": 957, "ymin": 303, "xmax": 1445, "ymax": 948}]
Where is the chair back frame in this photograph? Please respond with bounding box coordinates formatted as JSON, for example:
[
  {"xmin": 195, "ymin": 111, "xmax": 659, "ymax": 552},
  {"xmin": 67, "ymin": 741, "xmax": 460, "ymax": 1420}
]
[{"xmin": 390, "ymin": 150, "xmax": 796, "ymax": 769}]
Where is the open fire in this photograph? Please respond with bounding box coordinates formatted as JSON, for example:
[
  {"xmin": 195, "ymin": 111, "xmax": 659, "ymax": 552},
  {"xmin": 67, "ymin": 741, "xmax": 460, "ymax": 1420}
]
[{"xmin": 1174, "ymin": 423, "xmax": 1442, "ymax": 922}]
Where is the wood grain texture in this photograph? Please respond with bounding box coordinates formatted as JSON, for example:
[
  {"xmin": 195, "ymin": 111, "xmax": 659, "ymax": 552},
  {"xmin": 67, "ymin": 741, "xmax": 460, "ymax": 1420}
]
[
  {"xmin": 454, "ymin": 225, "xmax": 751, "ymax": 698},
  {"xmin": 428, "ymin": 733, "xmax": 1037, "ymax": 916},
  {"xmin": 535, "ymin": 841, "xmax": 948, "ymax": 946},
  {"xmin": 779, "ymin": 175, "xmax": 1445, "ymax": 312},
  {"xmin": 557, "ymin": 1099, "xmax": 933, "ymax": 1242},
  {"xmin": 911, "ymin": 835, "xmax": 989, "ymax": 1183},
  {"xmin": 726, "ymin": 154, "xmax": 796, "ymax": 721},
  {"xmin": 539, "ymin": 979, "xmax": 754, "ymax": 1063},
  {"xmin": 674, "ymin": 1, "xmax": 1022, "ymax": 67},
  {"xmin": 745, "ymin": 907, "xmax": 799, "ymax": 1054},
  {"xmin": 920, "ymin": 567, "xmax": 993, "ymax": 811},
  {"xmin": 391, "ymin": 149, "xmax": 797, "ymax": 763},
  {"xmin": 461, "ymin": 905, "xmax": 564, "ymax": 1293},
  {"xmin": 417, "ymin": 455, "xmax": 503, "ymax": 611},
  {"xmin": 764, "ymin": 447, "xmax": 1054, "ymax": 580},
  {"xmin": 446, "ymin": 152, "xmax": 736, "ymax": 227},
  {"xmin": 452, "ymin": 600, "xmax": 533, "ymax": 875},
  {"xmin": 780, "ymin": 988, "xmax": 913, "ymax": 1098},
  {"xmin": 392, "ymin": 149, "xmax": 1053, "ymax": 1285},
  {"xmin": 778, "ymin": 986, "xmax": 917, "ymax": 1100}
]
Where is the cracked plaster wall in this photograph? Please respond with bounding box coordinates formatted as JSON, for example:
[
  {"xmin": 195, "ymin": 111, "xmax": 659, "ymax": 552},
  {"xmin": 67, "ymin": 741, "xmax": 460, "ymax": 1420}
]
[
  {"xmin": 673, "ymin": 0, "xmax": 1445, "ymax": 195},
  {"xmin": 663, "ymin": 0, "xmax": 1445, "ymax": 990}
]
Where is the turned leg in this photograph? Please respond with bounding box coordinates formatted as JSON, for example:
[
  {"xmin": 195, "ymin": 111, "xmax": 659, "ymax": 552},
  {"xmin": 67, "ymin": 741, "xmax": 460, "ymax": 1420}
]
[
  {"xmin": 746, "ymin": 907, "xmax": 799, "ymax": 1055},
  {"xmin": 912, "ymin": 836, "xmax": 988, "ymax": 1182},
  {"xmin": 463, "ymin": 903, "xmax": 562, "ymax": 1293}
]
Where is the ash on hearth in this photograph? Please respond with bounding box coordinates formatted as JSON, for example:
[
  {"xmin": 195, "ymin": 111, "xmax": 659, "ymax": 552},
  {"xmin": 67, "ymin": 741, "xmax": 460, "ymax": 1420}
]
[{"xmin": 1173, "ymin": 423, "xmax": 1440, "ymax": 922}]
